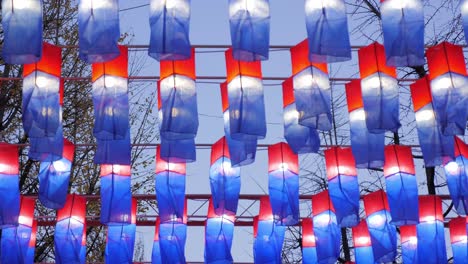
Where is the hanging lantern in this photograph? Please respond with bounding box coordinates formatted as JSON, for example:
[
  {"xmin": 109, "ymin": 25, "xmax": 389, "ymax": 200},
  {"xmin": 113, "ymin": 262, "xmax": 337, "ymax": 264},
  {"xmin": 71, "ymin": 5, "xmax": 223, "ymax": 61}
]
[
  {"xmin": 54, "ymin": 194, "xmax": 86, "ymax": 264},
  {"xmin": 290, "ymin": 39, "xmax": 331, "ymax": 131},
  {"xmin": 105, "ymin": 198, "xmax": 137, "ymax": 263},
  {"xmin": 159, "ymin": 199, "xmax": 187, "ymax": 263},
  {"xmin": 0, "ymin": 196, "xmax": 35, "ymax": 263},
  {"xmin": 311, "ymin": 190, "xmax": 340, "ymax": 263},
  {"xmin": 100, "ymin": 164, "xmax": 132, "ymax": 225},
  {"xmin": 363, "ymin": 190, "xmax": 397, "ymax": 263},
  {"xmin": 410, "ymin": 76, "xmax": 454, "ymax": 166},
  {"xmin": 444, "ymin": 137, "xmax": 468, "ymax": 215},
  {"xmin": 380, "ymin": 0, "xmax": 424, "ymax": 66},
  {"xmin": 383, "ymin": 145, "xmax": 419, "ymax": 225},
  {"xmin": 400, "ymin": 225, "xmax": 418, "ymax": 264},
  {"xmin": 417, "ymin": 196, "xmax": 447, "ymax": 264},
  {"xmin": 80, "ymin": 223, "xmax": 87, "ymax": 264},
  {"xmin": 228, "ymin": 0, "xmax": 270, "ymax": 61},
  {"xmin": 38, "ymin": 139, "xmax": 75, "ymax": 209},
  {"xmin": 358, "ymin": 42, "xmax": 400, "ymax": 133},
  {"xmin": 78, "ymin": 0, "xmax": 120, "ymax": 63},
  {"xmin": 253, "ymin": 196, "xmax": 285, "ymax": 264},
  {"xmin": 449, "ymin": 217, "xmax": 467, "ymax": 264},
  {"xmin": 1, "ymin": 0, "xmax": 43, "ymax": 64},
  {"xmin": 345, "ymin": 80, "xmax": 385, "ymax": 168},
  {"xmin": 152, "ymin": 218, "xmax": 161, "ymax": 264},
  {"xmin": 304, "ymin": 0, "xmax": 351, "ymax": 63},
  {"xmin": 301, "ymin": 218, "xmax": 318, "ymax": 264},
  {"xmin": 324, "ymin": 147, "xmax": 359, "ymax": 227},
  {"xmin": 352, "ymin": 220, "xmax": 375, "ymax": 264},
  {"xmin": 26, "ymin": 220, "xmax": 38, "ymax": 264},
  {"xmin": 204, "ymin": 198, "xmax": 235, "ymax": 264},
  {"xmin": 94, "ymin": 130, "xmax": 132, "ymax": 165},
  {"xmin": 0, "ymin": 142, "xmax": 20, "ymax": 228},
  {"xmin": 426, "ymin": 42, "xmax": 468, "ymax": 136},
  {"xmin": 268, "ymin": 142, "xmax": 299, "ymax": 225},
  {"xmin": 282, "ymin": 77, "xmax": 320, "ymax": 154},
  {"xmin": 148, "ymin": 0, "xmax": 191, "ymax": 60}
]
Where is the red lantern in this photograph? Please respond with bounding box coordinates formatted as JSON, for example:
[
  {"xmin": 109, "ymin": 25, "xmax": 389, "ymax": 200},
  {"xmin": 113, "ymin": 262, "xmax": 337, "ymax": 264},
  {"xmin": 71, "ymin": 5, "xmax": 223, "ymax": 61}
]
[
  {"xmin": 325, "ymin": 147, "xmax": 357, "ymax": 180},
  {"xmin": 352, "ymin": 220, "xmax": 372, "ymax": 248},
  {"xmin": 400, "ymin": 225, "xmax": 418, "ymax": 263},
  {"xmin": 258, "ymin": 196, "xmax": 273, "ymax": 221},
  {"xmin": 302, "ymin": 218, "xmax": 316, "ymax": 248},
  {"xmin": 417, "ymin": 196, "xmax": 447, "ymax": 263},
  {"xmin": 0, "ymin": 142, "xmax": 20, "ymax": 228},
  {"xmin": 427, "ymin": 42, "xmax": 466, "ymax": 81},
  {"xmin": 56, "ymin": 194, "xmax": 86, "ymax": 224},
  {"xmin": 18, "ymin": 196, "xmax": 35, "ymax": 228},
  {"xmin": 449, "ymin": 217, "xmax": 468, "ymax": 263}
]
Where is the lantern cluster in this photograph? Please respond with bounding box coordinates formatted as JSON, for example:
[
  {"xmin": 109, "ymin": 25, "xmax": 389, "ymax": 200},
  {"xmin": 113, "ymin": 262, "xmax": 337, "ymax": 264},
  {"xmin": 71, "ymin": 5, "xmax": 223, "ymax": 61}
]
[{"xmin": 444, "ymin": 137, "xmax": 468, "ymax": 215}]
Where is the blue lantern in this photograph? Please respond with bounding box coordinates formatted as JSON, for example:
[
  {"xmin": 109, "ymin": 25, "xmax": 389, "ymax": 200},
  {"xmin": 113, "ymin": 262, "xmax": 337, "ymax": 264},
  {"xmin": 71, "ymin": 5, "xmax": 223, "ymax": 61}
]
[
  {"xmin": 100, "ymin": 164, "xmax": 132, "ymax": 225},
  {"xmin": 449, "ymin": 217, "xmax": 468, "ymax": 264},
  {"xmin": 301, "ymin": 218, "xmax": 318, "ymax": 264},
  {"xmin": 94, "ymin": 129, "xmax": 132, "ymax": 165},
  {"xmin": 151, "ymin": 218, "xmax": 162, "ymax": 264},
  {"xmin": 159, "ymin": 221, "xmax": 187, "ymax": 263},
  {"xmin": 444, "ymin": 137, "xmax": 468, "ymax": 215},
  {"xmin": 352, "ymin": 220, "xmax": 375, "ymax": 264},
  {"xmin": 0, "ymin": 142, "xmax": 20, "ymax": 228},
  {"xmin": 400, "ymin": 225, "xmax": 418, "ymax": 264},
  {"xmin": 204, "ymin": 199, "xmax": 235, "ymax": 264},
  {"xmin": 26, "ymin": 221, "xmax": 38, "ymax": 264},
  {"xmin": 28, "ymin": 117, "xmax": 64, "ymax": 162}
]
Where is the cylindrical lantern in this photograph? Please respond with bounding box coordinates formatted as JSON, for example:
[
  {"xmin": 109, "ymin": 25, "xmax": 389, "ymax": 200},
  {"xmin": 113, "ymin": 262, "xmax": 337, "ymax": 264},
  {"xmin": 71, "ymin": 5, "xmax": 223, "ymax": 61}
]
[
  {"xmin": 80, "ymin": 223, "xmax": 86, "ymax": 264},
  {"xmin": 380, "ymin": 0, "xmax": 424, "ymax": 66},
  {"xmin": 0, "ymin": 142, "xmax": 20, "ymax": 228},
  {"xmin": 383, "ymin": 145, "xmax": 419, "ymax": 225},
  {"xmin": 204, "ymin": 198, "xmax": 235, "ymax": 264},
  {"xmin": 228, "ymin": 0, "xmax": 270, "ymax": 61},
  {"xmin": 38, "ymin": 139, "xmax": 75, "ymax": 209},
  {"xmin": 94, "ymin": 129, "xmax": 132, "ymax": 165},
  {"xmin": 100, "ymin": 164, "xmax": 132, "ymax": 225},
  {"xmin": 311, "ymin": 190, "xmax": 341, "ymax": 263},
  {"xmin": 78, "ymin": 0, "xmax": 120, "ymax": 63},
  {"xmin": 410, "ymin": 76, "xmax": 454, "ymax": 166},
  {"xmin": 27, "ymin": 220, "xmax": 38, "ymax": 264},
  {"xmin": 1, "ymin": 0, "xmax": 43, "ymax": 64},
  {"xmin": 417, "ymin": 196, "xmax": 447, "ymax": 264},
  {"xmin": 363, "ymin": 190, "xmax": 397, "ymax": 263},
  {"xmin": 282, "ymin": 77, "xmax": 320, "ymax": 154},
  {"xmin": 345, "ymin": 80, "xmax": 385, "ymax": 168},
  {"xmin": 444, "ymin": 137, "xmax": 468, "ymax": 215},
  {"xmin": 290, "ymin": 40, "xmax": 331, "ymax": 131},
  {"xmin": 449, "ymin": 217, "xmax": 467, "ymax": 264},
  {"xmin": 152, "ymin": 218, "xmax": 161, "ymax": 264},
  {"xmin": 304, "ymin": 0, "xmax": 351, "ymax": 63},
  {"xmin": 149, "ymin": 0, "xmax": 191, "ymax": 60},
  {"xmin": 55, "ymin": 194, "xmax": 86, "ymax": 264},
  {"xmin": 426, "ymin": 42, "xmax": 468, "ymax": 136},
  {"xmin": 268, "ymin": 142, "xmax": 299, "ymax": 225},
  {"xmin": 358, "ymin": 42, "xmax": 400, "ymax": 133},
  {"xmin": 324, "ymin": 147, "xmax": 359, "ymax": 227},
  {"xmin": 352, "ymin": 220, "xmax": 375, "ymax": 264},
  {"xmin": 301, "ymin": 218, "xmax": 318, "ymax": 264},
  {"xmin": 210, "ymin": 137, "xmax": 241, "ymax": 216},
  {"xmin": 159, "ymin": 199, "xmax": 187, "ymax": 263},
  {"xmin": 400, "ymin": 225, "xmax": 418, "ymax": 264}
]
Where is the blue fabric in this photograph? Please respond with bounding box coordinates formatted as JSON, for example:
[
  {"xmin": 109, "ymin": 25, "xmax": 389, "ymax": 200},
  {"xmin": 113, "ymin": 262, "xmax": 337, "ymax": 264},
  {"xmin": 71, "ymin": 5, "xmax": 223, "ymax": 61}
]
[
  {"xmin": 151, "ymin": 241, "xmax": 162, "ymax": 264},
  {"xmin": 268, "ymin": 169, "xmax": 299, "ymax": 226},
  {"xmin": 78, "ymin": 0, "xmax": 120, "ymax": 63},
  {"xmin": 385, "ymin": 172, "xmax": 419, "ymax": 225},
  {"xmin": 105, "ymin": 224, "xmax": 136, "ymax": 264},
  {"xmin": 312, "ymin": 211, "xmax": 340, "ymax": 264},
  {"xmin": 401, "ymin": 240, "xmax": 418, "ymax": 264},
  {"xmin": 328, "ymin": 175, "xmax": 360, "ymax": 227},
  {"xmin": 361, "ymin": 72, "xmax": 401, "ymax": 133},
  {"xmin": 156, "ymin": 171, "xmax": 186, "ymax": 223},
  {"xmin": 26, "ymin": 245, "xmax": 35, "ymax": 264},
  {"xmin": 0, "ymin": 225, "xmax": 32, "ymax": 264},
  {"xmin": 80, "ymin": 245, "xmax": 86, "ymax": 264},
  {"xmin": 416, "ymin": 221, "xmax": 447, "ymax": 264},
  {"xmin": 354, "ymin": 246, "xmax": 376, "ymax": 264},
  {"xmin": 159, "ymin": 222, "xmax": 187, "ymax": 264},
  {"xmin": 55, "ymin": 219, "xmax": 85, "ymax": 264},
  {"xmin": 160, "ymin": 137, "xmax": 196, "ymax": 163},
  {"xmin": 210, "ymin": 158, "xmax": 241, "ymax": 215},
  {"xmin": 304, "ymin": 0, "xmax": 351, "ymax": 63},
  {"xmin": 204, "ymin": 218, "xmax": 234, "ymax": 264},
  {"xmin": 1, "ymin": 0, "xmax": 43, "ymax": 64},
  {"xmin": 283, "ymin": 104, "xmax": 320, "ymax": 154},
  {"xmin": 38, "ymin": 158, "xmax": 72, "ymax": 209},
  {"xmin": 302, "ymin": 247, "xmax": 318, "ymax": 264},
  {"xmin": 366, "ymin": 210, "xmax": 397, "ymax": 263},
  {"xmin": 224, "ymin": 111, "xmax": 257, "ymax": 167},
  {"xmin": 100, "ymin": 174, "xmax": 132, "ymax": 225},
  {"xmin": 451, "ymin": 242, "xmax": 468, "ymax": 264},
  {"xmin": 148, "ymin": 0, "xmax": 191, "ymax": 61},
  {"xmin": 381, "ymin": 0, "xmax": 424, "ymax": 66},
  {"xmin": 0, "ymin": 173, "xmax": 20, "ymax": 228},
  {"xmin": 253, "ymin": 220, "xmax": 285, "ymax": 264},
  {"xmin": 28, "ymin": 122, "xmax": 64, "ymax": 162},
  {"xmin": 445, "ymin": 156, "xmax": 468, "ymax": 215},
  {"xmin": 94, "ymin": 130, "xmax": 132, "ymax": 165},
  {"xmin": 228, "ymin": 0, "xmax": 270, "ymax": 61}
]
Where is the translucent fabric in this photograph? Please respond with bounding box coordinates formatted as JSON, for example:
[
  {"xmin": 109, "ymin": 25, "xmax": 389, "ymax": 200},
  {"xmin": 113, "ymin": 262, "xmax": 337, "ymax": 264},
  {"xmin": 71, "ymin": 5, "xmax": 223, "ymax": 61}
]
[
  {"xmin": 28, "ymin": 122, "xmax": 64, "ymax": 162},
  {"xmin": 156, "ymin": 171, "xmax": 186, "ymax": 223},
  {"xmin": 159, "ymin": 222, "xmax": 187, "ymax": 264},
  {"xmin": 366, "ymin": 210, "xmax": 397, "ymax": 263},
  {"xmin": 312, "ymin": 211, "xmax": 340, "ymax": 264},
  {"xmin": 302, "ymin": 247, "xmax": 318, "ymax": 264},
  {"xmin": 100, "ymin": 174, "xmax": 132, "ymax": 225},
  {"xmin": 94, "ymin": 130, "xmax": 132, "ymax": 165},
  {"xmin": 253, "ymin": 220, "xmax": 285, "ymax": 264},
  {"xmin": 328, "ymin": 174, "xmax": 360, "ymax": 227},
  {"xmin": 151, "ymin": 240, "xmax": 162, "ymax": 264},
  {"xmin": 0, "ymin": 224, "xmax": 32, "ymax": 264},
  {"xmin": 204, "ymin": 218, "xmax": 234, "ymax": 264},
  {"xmin": 385, "ymin": 172, "xmax": 420, "ymax": 225},
  {"xmin": 105, "ymin": 224, "xmax": 136, "ymax": 264},
  {"xmin": 354, "ymin": 246, "xmax": 375, "ymax": 264},
  {"xmin": 54, "ymin": 219, "xmax": 85, "ymax": 264},
  {"xmin": 401, "ymin": 239, "xmax": 418, "ymax": 264},
  {"xmin": 38, "ymin": 158, "xmax": 72, "ymax": 209},
  {"xmin": 283, "ymin": 104, "xmax": 320, "ymax": 154},
  {"xmin": 444, "ymin": 156, "xmax": 468, "ymax": 215},
  {"xmin": 223, "ymin": 111, "xmax": 257, "ymax": 166},
  {"xmin": 160, "ymin": 137, "xmax": 196, "ymax": 163},
  {"xmin": 268, "ymin": 168, "xmax": 299, "ymax": 226},
  {"xmin": 416, "ymin": 221, "xmax": 448, "ymax": 264},
  {"xmin": 209, "ymin": 157, "xmax": 241, "ymax": 216},
  {"xmin": 0, "ymin": 173, "xmax": 20, "ymax": 228}
]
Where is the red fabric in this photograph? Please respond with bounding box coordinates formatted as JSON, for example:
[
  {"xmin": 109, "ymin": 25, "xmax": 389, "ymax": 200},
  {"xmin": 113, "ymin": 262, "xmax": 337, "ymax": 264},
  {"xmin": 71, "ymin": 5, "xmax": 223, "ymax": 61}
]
[
  {"xmin": 410, "ymin": 76, "xmax": 432, "ymax": 112},
  {"xmin": 155, "ymin": 148, "xmax": 186, "ymax": 174},
  {"xmin": 268, "ymin": 142, "xmax": 298, "ymax": 174},
  {"xmin": 56, "ymin": 194, "xmax": 86, "ymax": 223},
  {"xmin": 29, "ymin": 220, "xmax": 38, "ymax": 247},
  {"xmin": 63, "ymin": 139, "xmax": 75, "ymax": 162},
  {"xmin": 225, "ymin": 48, "xmax": 262, "ymax": 83},
  {"xmin": 100, "ymin": 164, "xmax": 131, "ymax": 177},
  {"xmin": 81, "ymin": 222, "xmax": 87, "ymax": 246},
  {"xmin": 59, "ymin": 78, "xmax": 64, "ymax": 106},
  {"xmin": 363, "ymin": 190, "xmax": 390, "ymax": 216},
  {"xmin": 352, "ymin": 220, "xmax": 372, "ymax": 247},
  {"xmin": 92, "ymin": 45, "xmax": 128, "ymax": 81},
  {"xmin": 324, "ymin": 147, "xmax": 357, "ymax": 180},
  {"xmin": 211, "ymin": 137, "xmax": 230, "ymax": 164},
  {"xmin": 157, "ymin": 81, "xmax": 162, "ymax": 110},
  {"xmin": 290, "ymin": 39, "xmax": 328, "ymax": 76},
  {"xmin": 131, "ymin": 198, "xmax": 137, "ymax": 224},
  {"xmin": 345, "ymin": 80, "xmax": 363, "ymax": 113},
  {"xmin": 220, "ymin": 82, "xmax": 229, "ymax": 112},
  {"xmin": 312, "ymin": 190, "xmax": 335, "ymax": 215},
  {"xmin": 19, "ymin": 196, "xmax": 35, "ymax": 227},
  {"xmin": 258, "ymin": 196, "xmax": 273, "ymax": 221},
  {"xmin": 0, "ymin": 142, "xmax": 19, "ymax": 174},
  {"xmin": 160, "ymin": 48, "xmax": 196, "ymax": 80},
  {"xmin": 449, "ymin": 217, "xmax": 467, "ymax": 244},
  {"xmin": 282, "ymin": 77, "xmax": 295, "ymax": 107},
  {"xmin": 418, "ymin": 195, "xmax": 443, "ymax": 222},
  {"xmin": 253, "ymin": 216, "xmax": 259, "ymax": 238},
  {"xmin": 301, "ymin": 218, "xmax": 316, "ymax": 247},
  {"xmin": 384, "ymin": 145, "xmax": 415, "ymax": 177},
  {"xmin": 154, "ymin": 217, "xmax": 160, "ymax": 241},
  {"xmin": 454, "ymin": 137, "xmax": 468, "ymax": 158},
  {"xmin": 426, "ymin": 42, "xmax": 467, "ymax": 80},
  {"xmin": 400, "ymin": 225, "xmax": 417, "ymax": 243},
  {"xmin": 207, "ymin": 198, "xmax": 236, "ymax": 222},
  {"xmin": 23, "ymin": 42, "xmax": 61, "ymax": 78},
  {"xmin": 358, "ymin": 42, "xmax": 396, "ymax": 79}
]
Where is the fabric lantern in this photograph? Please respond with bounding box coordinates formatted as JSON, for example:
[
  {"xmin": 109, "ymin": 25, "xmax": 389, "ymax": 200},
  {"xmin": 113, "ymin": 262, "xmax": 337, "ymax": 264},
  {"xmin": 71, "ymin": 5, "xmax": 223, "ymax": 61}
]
[
  {"xmin": 358, "ymin": 42, "xmax": 400, "ymax": 133},
  {"xmin": 380, "ymin": 0, "xmax": 424, "ymax": 66},
  {"xmin": 159, "ymin": 199, "xmax": 187, "ymax": 263},
  {"xmin": 38, "ymin": 139, "xmax": 74, "ymax": 209},
  {"xmin": 78, "ymin": 0, "xmax": 120, "ymax": 63},
  {"xmin": 383, "ymin": 145, "xmax": 419, "ymax": 225},
  {"xmin": 400, "ymin": 225, "xmax": 418, "ymax": 264},
  {"xmin": 1, "ymin": 0, "xmax": 43, "ymax": 64},
  {"xmin": 417, "ymin": 196, "xmax": 447, "ymax": 264},
  {"xmin": 304, "ymin": 0, "xmax": 351, "ymax": 63},
  {"xmin": 204, "ymin": 198, "xmax": 235, "ymax": 264},
  {"xmin": 301, "ymin": 218, "xmax": 318, "ymax": 264},
  {"xmin": 210, "ymin": 137, "xmax": 241, "ymax": 216},
  {"xmin": 324, "ymin": 147, "xmax": 359, "ymax": 227},
  {"xmin": 94, "ymin": 130, "xmax": 132, "ymax": 165},
  {"xmin": 444, "ymin": 137, "xmax": 468, "ymax": 215},
  {"xmin": 105, "ymin": 198, "xmax": 137, "ymax": 264},
  {"xmin": 148, "ymin": 0, "xmax": 191, "ymax": 60},
  {"xmin": 268, "ymin": 142, "xmax": 299, "ymax": 225},
  {"xmin": 26, "ymin": 220, "xmax": 37, "ymax": 264},
  {"xmin": 363, "ymin": 190, "xmax": 397, "ymax": 263},
  {"xmin": 228, "ymin": 0, "xmax": 270, "ymax": 61},
  {"xmin": 100, "ymin": 164, "xmax": 132, "ymax": 225},
  {"xmin": 426, "ymin": 42, "xmax": 468, "ymax": 136},
  {"xmin": 449, "ymin": 217, "xmax": 467, "ymax": 264},
  {"xmin": 0, "ymin": 196, "xmax": 35, "ymax": 264},
  {"xmin": 253, "ymin": 196, "xmax": 285, "ymax": 264},
  {"xmin": 345, "ymin": 80, "xmax": 385, "ymax": 168},
  {"xmin": 352, "ymin": 220, "xmax": 375, "ymax": 264},
  {"xmin": 55, "ymin": 194, "xmax": 86, "ymax": 264},
  {"xmin": 462, "ymin": 0, "xmax": 468, "ymax": 45},
  {"xmin": 80, "ymin": 223, "xmax": 86, "ymax": 264},
  {"xmin": 311, "ymin": 190, "xmax": 341, "ymax": 263},
  {"xmin": 410, "ymin": 76, "xmax": 454, "ymax": 166},
  {"xmin": 0, "ymin": 142, "xmax": 20, "ymax": 228},
  {"xmin": 151, "ymin": 218, "xmax": 161, "ymax": 264},
  {"xmin": 282, "ymin": 77, "xmax": 320, "ymax": 154},
  {"xmin": 290, "ymin": 39, "xmax": 331, "ymax": 131}
]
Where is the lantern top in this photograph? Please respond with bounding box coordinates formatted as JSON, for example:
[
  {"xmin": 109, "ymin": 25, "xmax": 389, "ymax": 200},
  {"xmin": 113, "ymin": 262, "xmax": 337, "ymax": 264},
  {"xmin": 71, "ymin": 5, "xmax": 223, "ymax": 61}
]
[
  {"xmin": 56, "ymin": 194, "xmax": 86, "ymax": 224},
  {"xmin": 358, "ymin": 42, "xmax": 396, "ymax": 79},
  {"xmin": 225, "ymin": 48, "xmax": 262, "ymax": 83},
  {"xmin": 155, "ymin": 147, "xmax": 187, "ymax": 174},
  {"xmin": 290, "ymin": 39, "xmax": 328, "ymax": 76},
  {"xmin": 312, "ymin": 190, "xmax": 335, "ymax": 216},
  {"xmin": 399, "ymin": 225, "xmax": 417, "ymax": 244},
  {"xmin": 345, "ymin": 80, "xmax": 364, "ymax": 113},
  {"xmin": 258, "ymin": 196, "xmax": 273, "ymax": 221},
  {"xmin": 301, "ymin": 218, "xmax": 316, "ymax": 247},
  {"xmin": 63, "ymin": 139, "xmax": 75, "ymax": 162},
  {"xmin": 324, "ymin": 147, "xmax": 357, "ymax": 180},
  {"xmin": 131, "ymin": 198, "xmax": 137, "ymax": 224},
  {"xmin": 267, "ymin": 142, "xmax": 299, "ymax": 174},
  {"xmin": 426, "ymin": 42, "xmax": 467, "ymax": 80},
  {"xmin": 92, "ymin": 45, "xmax": 128, "ymax": 82},
  {"xmin": 253, "ymin": 215, "xmax": 259, "ymax": 238},
  {"xmin": 449, "ymin": 217, "xmax": 467, "ymax": 244},
  {"xmin": 363, "ymin": 190, "xmax": 390, "ymax": 216},
  {"xmin": 220, "ymin": 82, "xmax": 229, "ymax": 112},
  {"xmin": 211, "ymin": 137, "xmax": 230, "ymax": 164},
  {"xmin": 418, "ymin": 195, "xmax": 443, "ymax": 223},
  {"xmin": 23, "ymin": 42, "xmax": 62, "ymax": 78},
  {"xmin": 19, "ymin": 196, "xmax": 35, "ymax": 227},
  {"xmin": 410, "ymin": 76, "xmax": 433, "ymax": 112},
  {"xmin": 454, "ymin": 137, "xmax": 468, "ymax": 158},
  {"xmin": 0, "ymin": 142, "xmax": 19, "ymax": 175},
  {"xmin": 383, "ymin": 145, "xmax": 415, "ymax": 177},
  {"xmin": 207, "ymin": 198, "xmax": 236, "ymax": 222},
  {"xmin": 352, "ymin": 220, "xmax": 372, "ymax": 247},
  {"xmin": 282, "ymin": 77, "xmax": 295, "ymax": 107},
  {"xmin": 160, "ymin": 48, "xmax": 196, "ymax": 81},
  {"xmin": 100, "ymin": 164, "xmax": 131, "ymax": 177}
]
